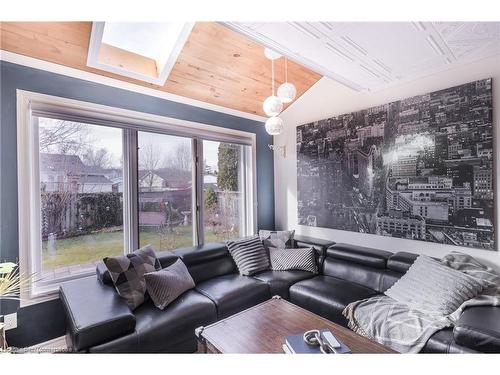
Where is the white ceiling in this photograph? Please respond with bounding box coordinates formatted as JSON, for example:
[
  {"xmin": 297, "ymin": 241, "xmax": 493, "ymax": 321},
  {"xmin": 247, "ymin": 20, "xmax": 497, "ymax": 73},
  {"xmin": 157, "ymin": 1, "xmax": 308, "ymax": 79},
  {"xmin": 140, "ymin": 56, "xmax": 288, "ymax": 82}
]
[{"xmin": 223, "ymin": 22, "xmax": 500, "ymax": 92}]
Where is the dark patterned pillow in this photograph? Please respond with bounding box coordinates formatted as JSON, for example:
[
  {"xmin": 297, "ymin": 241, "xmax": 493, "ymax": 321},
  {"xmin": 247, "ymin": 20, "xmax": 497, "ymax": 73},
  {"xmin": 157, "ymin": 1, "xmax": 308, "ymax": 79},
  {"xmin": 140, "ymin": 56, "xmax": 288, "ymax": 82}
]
[
  {"xmin": 103, "ymin": 245, "xmax": 161, "ymax": 310},
  {"xmin": 259, "ymin": 230, "xmax": 295, "ymax": 250},
  {"xmin": 227, "ymin": 235, "xmax": 270, "ymax": 276},
  {"xmin": 269, "ymin": 247, "xmax": 317, "ymax": 274},
  {"xmin": 144, "ymin": 259, "xmax": 195, "ymax": 310}
]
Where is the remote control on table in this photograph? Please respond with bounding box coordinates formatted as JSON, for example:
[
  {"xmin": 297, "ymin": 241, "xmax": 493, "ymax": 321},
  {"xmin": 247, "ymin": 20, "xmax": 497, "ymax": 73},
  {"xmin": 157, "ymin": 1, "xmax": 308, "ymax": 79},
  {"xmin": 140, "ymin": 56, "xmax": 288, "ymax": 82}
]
[{"xmin": 322, "ymin": 331, "xmax": 341, "ymax": 348}]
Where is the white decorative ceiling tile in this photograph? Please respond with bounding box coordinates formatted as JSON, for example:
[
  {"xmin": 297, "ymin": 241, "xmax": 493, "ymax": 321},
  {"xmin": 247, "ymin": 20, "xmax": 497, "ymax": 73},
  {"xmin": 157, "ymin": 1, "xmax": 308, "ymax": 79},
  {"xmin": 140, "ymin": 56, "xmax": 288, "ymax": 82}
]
[{"xmin": 222, "ymin": 22, "xmax": 500, "ymax": 92}]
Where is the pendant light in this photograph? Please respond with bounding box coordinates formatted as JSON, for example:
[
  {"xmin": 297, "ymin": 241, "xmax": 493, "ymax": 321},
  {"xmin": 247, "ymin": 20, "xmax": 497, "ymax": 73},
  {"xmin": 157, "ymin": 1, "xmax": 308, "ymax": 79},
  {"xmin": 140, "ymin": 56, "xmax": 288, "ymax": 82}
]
[
  {"xmin": 277, "ymin": 57, "xmax": 297, "ymax": 103},
  {"xmin": 262, "ymin": 51, "xmax": 283, "ymax": 117},
  {"xmin": 265, "ymin": 116, "xmax": 284, "ymax": 135}
]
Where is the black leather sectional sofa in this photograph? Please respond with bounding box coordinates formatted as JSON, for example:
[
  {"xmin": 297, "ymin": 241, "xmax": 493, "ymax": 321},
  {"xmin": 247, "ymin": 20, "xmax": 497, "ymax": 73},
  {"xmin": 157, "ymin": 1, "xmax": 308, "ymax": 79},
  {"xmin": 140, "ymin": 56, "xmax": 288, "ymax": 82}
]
[{"xmin": 60, "ymin": 236, "xmax": 500, "ymax": 353}]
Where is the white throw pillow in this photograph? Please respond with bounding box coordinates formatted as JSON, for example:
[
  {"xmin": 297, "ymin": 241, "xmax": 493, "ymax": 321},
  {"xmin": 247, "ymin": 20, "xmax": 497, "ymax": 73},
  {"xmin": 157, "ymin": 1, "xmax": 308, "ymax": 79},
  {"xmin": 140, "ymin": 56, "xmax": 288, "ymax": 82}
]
[{"xmin": 385, "ymin": 255, "xmax": 488, "ymax": 316}]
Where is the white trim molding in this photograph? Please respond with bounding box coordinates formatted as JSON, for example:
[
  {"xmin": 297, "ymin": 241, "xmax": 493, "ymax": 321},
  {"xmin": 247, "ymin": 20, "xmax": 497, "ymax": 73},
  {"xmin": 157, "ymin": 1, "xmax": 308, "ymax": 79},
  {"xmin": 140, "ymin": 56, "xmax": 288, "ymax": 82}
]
[
  {"xmin": 87, "ymin": 22, "xmax": 194, "ymax": 86},
  {"xmin": 1, "ymin": 49, "xmax": 267, "ymax": 123}
]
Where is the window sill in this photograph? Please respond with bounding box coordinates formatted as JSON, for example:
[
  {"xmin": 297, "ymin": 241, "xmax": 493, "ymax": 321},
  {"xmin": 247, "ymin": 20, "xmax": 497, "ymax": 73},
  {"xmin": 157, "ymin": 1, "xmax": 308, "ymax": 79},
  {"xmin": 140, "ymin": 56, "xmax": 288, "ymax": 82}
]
[{"xmin": 21, "ymin": 268, "xmax": 95, "ymax": 307}]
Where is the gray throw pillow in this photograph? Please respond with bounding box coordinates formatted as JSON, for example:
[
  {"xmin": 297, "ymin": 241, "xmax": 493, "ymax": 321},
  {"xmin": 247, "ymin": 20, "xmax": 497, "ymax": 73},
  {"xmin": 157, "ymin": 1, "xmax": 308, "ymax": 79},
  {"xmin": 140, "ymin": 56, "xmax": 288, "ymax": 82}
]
[
  {"xmin": 144, "ymin": 259, "xmax": 195, "ymax": 310},
  {"xmin": 259, "ymin": 230, "xmax": 295, "ymax": 250},
  {"xmin": 385, "ymin": 255, "xmax": 488, "ymax": 316},
  {"xmin": 269, "ymin": 247, "xmax": 317, "ymax": 273},
  {"xmin": 227, "ymin": 235, "xmax": 270, "ymax": 276},
  {"xmin": 103, "ymin": 245, "xmax": 161, "ymax": 310}
]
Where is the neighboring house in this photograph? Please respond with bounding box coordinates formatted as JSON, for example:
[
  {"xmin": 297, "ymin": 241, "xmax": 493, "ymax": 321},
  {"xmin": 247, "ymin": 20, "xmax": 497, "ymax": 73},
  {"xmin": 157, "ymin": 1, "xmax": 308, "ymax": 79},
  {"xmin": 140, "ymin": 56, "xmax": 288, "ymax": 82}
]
[
  {"xmin": 137, "ymin": 168, "xmax": 193, "ymax": 225},
  {"xmin": 78, "ymin": 174, "xmax": 114, "ymax": 193},
  {"xmin": 203, "ymin": 174, "xmax": 218, "ymax": 190},
  {"xmin": 138, "ymin": 170, "xmax": 167, "ymax": 191},
  {"xmin": 138, "ymin": 168, "xmax": 192, "ymax": 192},
  {"xmin": 40, "ymin": 153, "xmax": 115, "ymax": 193}
]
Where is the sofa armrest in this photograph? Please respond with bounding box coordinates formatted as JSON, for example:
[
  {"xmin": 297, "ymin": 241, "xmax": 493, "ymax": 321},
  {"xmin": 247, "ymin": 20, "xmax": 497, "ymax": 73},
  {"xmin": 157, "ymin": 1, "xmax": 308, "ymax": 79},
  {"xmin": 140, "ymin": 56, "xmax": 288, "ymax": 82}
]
[
  {"xmin": 453, "ymin": 306, "xmax": 500, "ymax": 353},
  {"xmin": 60, "ymin": 276, "xmax": 136, "ymax": 351}
]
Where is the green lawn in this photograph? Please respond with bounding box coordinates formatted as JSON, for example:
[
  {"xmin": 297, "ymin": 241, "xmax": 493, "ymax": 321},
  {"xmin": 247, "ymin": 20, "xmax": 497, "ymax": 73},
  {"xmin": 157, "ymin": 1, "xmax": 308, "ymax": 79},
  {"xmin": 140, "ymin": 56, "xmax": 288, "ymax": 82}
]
[{"xmin": 42, "ymin": 226, "xmax": 230, "ymax": 271}]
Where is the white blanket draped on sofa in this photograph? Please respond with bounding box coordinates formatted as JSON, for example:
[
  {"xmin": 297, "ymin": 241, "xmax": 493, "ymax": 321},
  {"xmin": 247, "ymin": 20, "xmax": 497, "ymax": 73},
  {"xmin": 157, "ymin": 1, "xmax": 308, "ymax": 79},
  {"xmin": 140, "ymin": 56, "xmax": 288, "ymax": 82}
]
[{"xmin": 342, "ymin": 252, "xmax": 500, "ymax": 353}]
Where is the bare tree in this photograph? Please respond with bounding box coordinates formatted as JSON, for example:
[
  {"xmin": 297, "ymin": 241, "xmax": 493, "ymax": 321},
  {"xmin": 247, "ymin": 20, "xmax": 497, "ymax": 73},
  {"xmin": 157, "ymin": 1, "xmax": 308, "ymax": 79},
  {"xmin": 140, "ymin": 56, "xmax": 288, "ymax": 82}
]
[
  {"xmin": 39, "ymin": 119, "xmax": 88, "ymax": 154},
  {"xmin": 164, "ymin": 143, "xmax": 192, "ymax": 172},
  {"xmin": 39, "ymin": 119, "xmax": 89, "ymax": 239},
  {"xmin": 140, "ymin": 143, "xmax": 162, "ymax": 188},
  {"xmin": 82, "ymin": 147, "xmax": 112, "ymax": 169}
]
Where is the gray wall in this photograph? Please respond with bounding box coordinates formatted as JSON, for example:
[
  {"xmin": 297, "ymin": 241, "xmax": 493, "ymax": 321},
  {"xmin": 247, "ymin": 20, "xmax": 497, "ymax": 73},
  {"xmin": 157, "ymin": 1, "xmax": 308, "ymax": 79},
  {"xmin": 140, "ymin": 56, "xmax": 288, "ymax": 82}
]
[{"xmin": 0, "ymin": 61, "xmax": 275, "ymax": 346}]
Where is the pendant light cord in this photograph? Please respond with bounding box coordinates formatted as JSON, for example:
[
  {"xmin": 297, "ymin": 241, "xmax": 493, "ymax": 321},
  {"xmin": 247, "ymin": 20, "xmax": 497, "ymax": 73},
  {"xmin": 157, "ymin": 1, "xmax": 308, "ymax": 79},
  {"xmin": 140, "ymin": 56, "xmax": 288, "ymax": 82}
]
[
  {"xmin": 285, "ymin": 56, "xmax": 288, "ymax": 83},
  {"xmin": 271, "ymin": 58, "xmax": 275, "ymax": 95}
]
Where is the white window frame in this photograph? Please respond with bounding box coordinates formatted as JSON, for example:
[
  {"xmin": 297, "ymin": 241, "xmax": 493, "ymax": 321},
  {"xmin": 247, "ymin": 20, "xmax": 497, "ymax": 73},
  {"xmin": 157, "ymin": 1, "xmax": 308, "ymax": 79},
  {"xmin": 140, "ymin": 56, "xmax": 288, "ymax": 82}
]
[
  {"xmin": 17, "ymin": 90, "xmax": 257, "ymax": 306},
  {"xmin": 87, "ymin": 22, "xmax": 194, "ymax": 86}
]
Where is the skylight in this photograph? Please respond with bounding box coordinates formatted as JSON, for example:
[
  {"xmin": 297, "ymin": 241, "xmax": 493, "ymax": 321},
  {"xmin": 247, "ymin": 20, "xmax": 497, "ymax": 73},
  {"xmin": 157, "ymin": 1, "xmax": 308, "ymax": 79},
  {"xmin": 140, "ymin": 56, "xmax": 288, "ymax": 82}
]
[{"xmin": 87, "ymin": 22, "xmax": 194, "ymax": 85}]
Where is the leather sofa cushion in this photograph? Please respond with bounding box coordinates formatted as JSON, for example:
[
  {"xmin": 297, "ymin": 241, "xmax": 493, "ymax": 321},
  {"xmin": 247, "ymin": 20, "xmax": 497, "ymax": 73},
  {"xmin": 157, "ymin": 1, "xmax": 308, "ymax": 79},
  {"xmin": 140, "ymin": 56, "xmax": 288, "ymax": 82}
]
[
  {"xmin": 174, "ymin": 242, "xmax": 229, "ymax": 264},
  {"xmin": 326, "ymin": 243, "xmax": 392, "ymax": 269},
  {"xmin": 88, "ymin": 331, "xmax": 139, "ymax": 353},
  {"xmin": 134, "ymin": 289, "xmax": 217, "ymax": 353},
  {"xmin": 423, "ymin": 329, "xmax": 478, "ymax": 353},
  {"xmin": 379, "ymin": 269, "xmax": 402, "ymax": 292},
  {"xmin": 289, "ymin": 275, "xmax": 378, "ymax": 326},
  {"xmin": 175, "ymin": 243, "xmax": 236, "ymax": 284},
  {"xmin": 454, "ymin": 306, "xmax": 500, "ymax": 353},
  {"xmin": 387, "ymin": 252, "xmax": 418, "ymax": 273},
  {"xmin": 293, "ymin": 235, "xmax": 335, "ymax": 251},
  {"xmin": 293, "ymin": 236, "xmax": 335, "ymax": 270},
  {"xmin": 252, "ymin": 270, "xmax": 315, "ymax": 299},
  {"xmin": 323, "ymin": 257, "xmax": 390, "ymax": 292},
  {"xmin": 89, "ymin": 290, "xmax": 217, "ymax": 353},
  {"xmin": 156, "ymin": 250, "xmax": 183, "ymax": 269},
  {"xmin": 195, "ymin": 274, "xmax": 270, "ymax": 319},
  {"xmin": 60, "ymin": 276, "xmax": 136, "ymax": 351}
]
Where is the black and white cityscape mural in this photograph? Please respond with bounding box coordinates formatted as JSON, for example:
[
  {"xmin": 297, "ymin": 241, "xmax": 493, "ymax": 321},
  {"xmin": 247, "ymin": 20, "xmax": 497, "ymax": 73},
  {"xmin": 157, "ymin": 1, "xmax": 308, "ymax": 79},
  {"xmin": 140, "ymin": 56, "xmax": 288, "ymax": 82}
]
[{"xmin": 297, "ymin": 79, "xmax": 494, "ymax": 250}]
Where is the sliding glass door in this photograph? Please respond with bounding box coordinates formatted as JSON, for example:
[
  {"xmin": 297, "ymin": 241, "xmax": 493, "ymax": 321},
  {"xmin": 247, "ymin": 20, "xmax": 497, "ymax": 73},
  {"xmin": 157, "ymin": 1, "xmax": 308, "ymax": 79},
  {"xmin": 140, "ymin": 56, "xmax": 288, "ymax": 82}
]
[
  {"xmin": 203, "ymin": 140, "xmax": 251, "ymax": 242},
  {"xmin": 137, "ymin": 131, "xmax": 194, "ymax": 250}
]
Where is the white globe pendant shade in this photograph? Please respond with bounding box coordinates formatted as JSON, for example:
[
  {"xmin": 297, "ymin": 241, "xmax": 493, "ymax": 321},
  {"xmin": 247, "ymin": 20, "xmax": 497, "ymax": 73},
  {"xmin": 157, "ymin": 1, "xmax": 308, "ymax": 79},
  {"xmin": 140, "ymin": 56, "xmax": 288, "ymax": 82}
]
[
  {"xmin": 263, "ymin": 95, "xmax": 283, "ymax": 117},
  {"xmin": 277, "ymin": 82, "xmax": 297, "ymax": 103},
  {"xmin": 265, "ymin": 116, "xmax": 284, "ymax": 135}
]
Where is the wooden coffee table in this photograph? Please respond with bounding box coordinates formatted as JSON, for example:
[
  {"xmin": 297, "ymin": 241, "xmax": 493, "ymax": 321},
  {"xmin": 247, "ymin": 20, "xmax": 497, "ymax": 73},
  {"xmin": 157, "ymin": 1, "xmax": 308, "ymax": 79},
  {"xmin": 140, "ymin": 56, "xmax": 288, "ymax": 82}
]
[{"xmin": 195, "ymin": 296, "xmax": 395, "ymax": 354}]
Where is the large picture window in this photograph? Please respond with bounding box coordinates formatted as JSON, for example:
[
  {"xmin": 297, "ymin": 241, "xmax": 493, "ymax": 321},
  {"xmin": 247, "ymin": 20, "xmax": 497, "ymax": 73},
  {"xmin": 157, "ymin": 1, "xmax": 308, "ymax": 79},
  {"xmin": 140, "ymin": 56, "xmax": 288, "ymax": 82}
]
[
  {"xmin": 17, "ymin": 91, "xmax": 256, "ymax": 301},
  {"xmin": 38, "ymin": 118, "xmax": 124, "ymax": 279}
]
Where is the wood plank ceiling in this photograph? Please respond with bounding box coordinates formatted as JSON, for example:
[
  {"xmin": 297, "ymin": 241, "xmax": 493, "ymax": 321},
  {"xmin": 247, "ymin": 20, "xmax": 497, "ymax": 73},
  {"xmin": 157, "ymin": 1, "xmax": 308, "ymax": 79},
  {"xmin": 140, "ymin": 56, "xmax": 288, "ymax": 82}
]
[{"xmin": 0, "ymin": 22, "xmax": 321, "ymax": 117}]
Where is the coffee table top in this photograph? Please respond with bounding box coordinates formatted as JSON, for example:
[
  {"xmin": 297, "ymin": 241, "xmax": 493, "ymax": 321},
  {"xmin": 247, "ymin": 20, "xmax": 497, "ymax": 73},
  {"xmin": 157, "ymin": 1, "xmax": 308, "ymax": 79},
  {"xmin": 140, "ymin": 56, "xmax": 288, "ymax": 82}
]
[{"xmin": 196, "ymin": 297, "xmax": 395, "ymax": 354}]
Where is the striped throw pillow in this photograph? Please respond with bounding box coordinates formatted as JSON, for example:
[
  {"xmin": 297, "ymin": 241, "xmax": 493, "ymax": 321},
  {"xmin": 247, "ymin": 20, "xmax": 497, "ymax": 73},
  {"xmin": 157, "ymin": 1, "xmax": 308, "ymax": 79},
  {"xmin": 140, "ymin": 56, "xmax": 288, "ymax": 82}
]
[
  {"xmin": 269, "ymin": 247, "xmax": 317, "ymax": 273},
  {"xmin": 227, "ymin": 236, "xmax": 270, "ymax": 276},
  {"xmin": 144, "ymin": 259, "xmax": 195, "ymax": 310}
]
